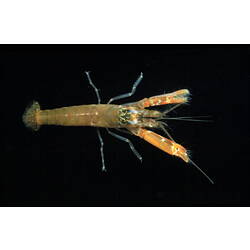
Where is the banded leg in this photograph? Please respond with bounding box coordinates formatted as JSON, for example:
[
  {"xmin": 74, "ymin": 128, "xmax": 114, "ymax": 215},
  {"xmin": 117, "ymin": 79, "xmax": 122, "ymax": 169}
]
[
  {"xmin": 107, "ymin": 72, "xmax": 143, "ymax": 104},
  {"xmin": 85, "ymin": 71, "xmax": 101, "ymax": 104},
  {"xmin": 135, "ymin": 89, "xmax": 190, "ymax": 109},
  {"xmin": 106, "ymin": 128, "xmax": 142, "ymax": 162},
  {"xmin": 85, "ymin": 71, "xmax": 106, "ymax": 171},
  {"xmin": 96, "ymin": 128, "xmax": 106, "ymax": 171}
]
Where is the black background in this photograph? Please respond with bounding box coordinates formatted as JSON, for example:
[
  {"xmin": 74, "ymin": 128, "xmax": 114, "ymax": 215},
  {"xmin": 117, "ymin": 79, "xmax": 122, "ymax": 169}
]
[{"xmin": 0, "ymin": 45, "xmax": 249, "ymax": 206}]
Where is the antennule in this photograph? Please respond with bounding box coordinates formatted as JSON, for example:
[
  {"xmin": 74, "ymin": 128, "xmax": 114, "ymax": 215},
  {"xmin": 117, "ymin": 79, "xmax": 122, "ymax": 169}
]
[{"xmin": 188, "ymin": 158, "xmax": 214, "ymax": 184}]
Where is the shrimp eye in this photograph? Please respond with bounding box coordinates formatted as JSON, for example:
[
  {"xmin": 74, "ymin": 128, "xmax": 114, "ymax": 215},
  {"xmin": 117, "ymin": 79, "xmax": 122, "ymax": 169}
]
[{"xmin": 118, "ymin": 108, "xmax": 131, "ymax": 125}]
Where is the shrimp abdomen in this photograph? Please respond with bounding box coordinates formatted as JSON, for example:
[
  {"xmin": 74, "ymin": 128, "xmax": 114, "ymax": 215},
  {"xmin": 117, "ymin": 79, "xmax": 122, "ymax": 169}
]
[{"xmin": 22, "ymin": 102, "xmax": 120, "ymax": 130}]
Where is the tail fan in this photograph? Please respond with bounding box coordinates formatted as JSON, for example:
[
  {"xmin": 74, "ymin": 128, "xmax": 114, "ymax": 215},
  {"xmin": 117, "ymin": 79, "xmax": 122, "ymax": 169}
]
[{"xmin": 22, "ymin": 101, "xmax": 40, "ymax": 131}]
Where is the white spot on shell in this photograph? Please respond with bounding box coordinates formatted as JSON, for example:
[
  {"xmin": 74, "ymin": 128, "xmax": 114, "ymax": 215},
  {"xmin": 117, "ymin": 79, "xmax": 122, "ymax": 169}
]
[{"xmin": 129, "ymin": 119, "xmax": 138, "ymax": 125}]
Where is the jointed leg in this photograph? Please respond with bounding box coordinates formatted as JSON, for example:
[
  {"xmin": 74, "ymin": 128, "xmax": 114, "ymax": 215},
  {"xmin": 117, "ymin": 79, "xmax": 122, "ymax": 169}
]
[
  {"xmin": 158, "ymin": 122, "xmax": 175, "ymax": 142},
  {"xmin": 107, "ymin": 72, "xmax": 143, "ymax": 104},
  {"xmin": 106, "ymin": 128, "xmax": 142, "ymax": 162},
  {"xmin": 96, "ymin": 128, "xmax": 106, "ymax": 171},
  {"xmin": 85, "ymin": 71, "xmax": 101, "ymax": 104},
  {"xmin": 85, "ymin": 72, "xmax": 106, "ymax": 170}
]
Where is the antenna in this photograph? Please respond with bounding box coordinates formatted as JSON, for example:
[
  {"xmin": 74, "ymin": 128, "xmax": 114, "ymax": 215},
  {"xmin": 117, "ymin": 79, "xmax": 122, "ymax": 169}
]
[{"xmin": 188, "ymin": 158, "xmax": 214, "ymax": 184}]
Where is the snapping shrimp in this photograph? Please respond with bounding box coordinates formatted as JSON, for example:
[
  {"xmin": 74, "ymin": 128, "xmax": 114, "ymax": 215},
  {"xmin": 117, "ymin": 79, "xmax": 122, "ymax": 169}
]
[{"xmin": 22, "ymin": 72, "xmax": 214, "ymax": 184}]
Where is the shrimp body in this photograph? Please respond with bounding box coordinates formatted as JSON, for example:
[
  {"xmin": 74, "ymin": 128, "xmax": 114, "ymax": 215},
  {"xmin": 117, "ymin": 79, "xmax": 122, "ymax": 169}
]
[
  {"xmin": 23, "ymin": 72, "xmax": 213, "ymax": 183},
  {"xmin": 23, "ymin": 103, "xmax": 161, "ymax": 129},
  {"xmin": 23, "ymin": 91, "xmax": 190, "ymax": 163}
]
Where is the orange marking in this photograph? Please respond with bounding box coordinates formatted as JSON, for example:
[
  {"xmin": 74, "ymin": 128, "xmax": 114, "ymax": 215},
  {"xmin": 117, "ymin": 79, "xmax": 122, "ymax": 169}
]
[
  {"xmin": 137, "ymin": 128, "xmax": 189, "ymax": 162},
  {"xmin": 143, "ymin": 89, "xmax": 190, "ymax": 108}
]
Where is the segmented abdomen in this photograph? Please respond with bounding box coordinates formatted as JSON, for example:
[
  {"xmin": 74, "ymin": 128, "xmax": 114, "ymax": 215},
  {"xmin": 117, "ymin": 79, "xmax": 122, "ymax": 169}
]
[{"xmin": 38, "ymin": 104, "xmax": 120, "ymax": 128}]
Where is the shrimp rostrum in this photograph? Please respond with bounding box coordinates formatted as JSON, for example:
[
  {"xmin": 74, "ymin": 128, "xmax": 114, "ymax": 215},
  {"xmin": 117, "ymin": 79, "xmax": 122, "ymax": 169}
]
[{"xmin": 23, "ymin": 72, "xmax": 214, "ymax": 184}]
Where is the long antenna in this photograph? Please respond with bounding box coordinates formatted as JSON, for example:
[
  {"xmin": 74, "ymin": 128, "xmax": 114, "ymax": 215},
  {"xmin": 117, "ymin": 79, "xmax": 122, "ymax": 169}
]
[
  {"xmin": 162, "ymin": 103, "xmax": 183, "ymax": 115},
  {"xmin": 188, "ymin": 158, "xmax": 214, "ymax": 184},
  {"xmin": 158, "ymin": 122, "xmax": 175, "ymax": 142},
  {"xmin": 162, "ymin": 116, "xmax": 212, "ymax": 123}
]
